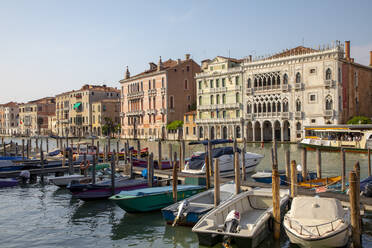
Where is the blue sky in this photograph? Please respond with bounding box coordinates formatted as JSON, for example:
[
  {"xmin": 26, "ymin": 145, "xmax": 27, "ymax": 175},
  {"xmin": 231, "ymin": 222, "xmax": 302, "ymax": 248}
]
[{"xmin": 0, "ymin": 0, "xmax": 371, "ymax": 103}]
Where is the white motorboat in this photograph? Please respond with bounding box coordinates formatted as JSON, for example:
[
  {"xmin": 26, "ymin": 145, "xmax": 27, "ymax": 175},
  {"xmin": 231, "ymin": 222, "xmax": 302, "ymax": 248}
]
[
  {"xmin": 182, "ymin": 146, "xmax": 263, "ymax": 177},
  {"xmin": 192, "ymin": 188, "xmax": 290, "ymax": 248},
  {"xmin": 49, "ymin": 175, "xmax": 91, "ymax": 187},
  {"xmin": 284, "ymin": 196, "xmax": 350, "ymax": 248}
]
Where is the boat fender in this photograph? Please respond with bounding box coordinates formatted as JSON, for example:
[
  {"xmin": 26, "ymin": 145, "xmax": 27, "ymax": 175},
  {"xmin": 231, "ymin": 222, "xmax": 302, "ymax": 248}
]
[{"xmin": 80, "ymin": 161, "xmax": 90, "ymax": 170}]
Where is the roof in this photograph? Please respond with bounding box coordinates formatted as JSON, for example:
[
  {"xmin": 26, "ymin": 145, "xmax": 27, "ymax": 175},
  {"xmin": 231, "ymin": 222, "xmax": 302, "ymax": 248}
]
[
  {"xmin": 1, "ymin": 102, "xmax": 19, "ymax": 107},
  {"xmin": 215, "ymin": 56, "xmax": 244, "ymax": 63},
  {"xmin": 268, "ymin": 46, "xmax": 318, "ymax": 59}
]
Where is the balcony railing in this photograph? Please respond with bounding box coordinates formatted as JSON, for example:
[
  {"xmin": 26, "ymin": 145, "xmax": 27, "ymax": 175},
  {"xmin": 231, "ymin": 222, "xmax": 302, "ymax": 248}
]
[
  {"xmin": 325, "ymin": 80, "xmax": 334, "ymax": 88},
  {"xmin": 281, "ymin": 112, "xmax": 290, "ymax": 119},
  {"xmin": 197, "ymin": 103, "xmax": 241, "ymax": 111},
  {"xmin": 195, "ymin": 118, "xmax": 242, "ymax": 124},
  {"xmin": 324, "ymin": 109, "xmax": 334, "ymax": 117},
  {"xmin": 160, "ymin": 88, "xmax": 166, "ymax": 95},
  {"xmin": 146, "ymin": 109, "xmax": 157, "ymax": 115},
  {"xmin": 246, "ymin": 88, "xmax": 253, "ymax": 95},
  {"xmin": 160, "ymin": 108, "xmax": 167, "ymax": 114},
  {"xmin": 127, "ymin": 91, "xmax": 144, "ymax": 99},
  {"xmin": 294, "ymin": 83, "xmax": 303, "ymax": 90},
  {"xmin": 295, "ymin": 111, "xmax": 303, "ymax": 119},
  {"xmin": 281, "ymin": 84, "xmax": 289, "ymax": 92},
  {"xmin": 254, "ymin": 112, "xmax": 282, "ymax": 118},
  {"xmin": 126, "ymin": 110, "xmax": 144, "ymax": 116},
  {"xmin": 246, "ymin": 113, "xmax": 253, "ymax": 120},
  {"xmin": 148, "ymin": 89, "xmax": 157, "ymax": 96}
]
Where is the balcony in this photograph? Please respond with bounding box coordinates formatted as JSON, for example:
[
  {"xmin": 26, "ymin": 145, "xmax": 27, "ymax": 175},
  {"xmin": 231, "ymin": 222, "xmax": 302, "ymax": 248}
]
[
  {"xmin": 197, "ymin": 103, "xmax": 241, "ymax": 111},
  {"xmin": 195, "ymin": 118, "xmax": 242, "ymax": 124},
  {"xmin": 60, "ymin": 119, "xmax": 69, "ymax": 124},
  {"xmin": 148, "ymin": 89, "xmax": 157, "ymax": 96},
  {"xmin": 281, "ymin": 84, "xmax": 289, "ymax": 92},
  {"xmin": 160, "ymin": 88, "xmax": 166, "ymax": 95},
  {"xmin": 295, "ymin": 111, "xmax": 303, "ymax": 119},
  {"xmin": 160, "ymin": 108, "xmax": 167, "ymax": 114},
  {"xmin": 246, "ymin": 88, "xmax": 253, "ymax": 95},
  {"xmin": 246, "ymin": 113, "xmax": 253, "ymax": 121},
  {"xmin": 324, "ymin": 109, "xmax": 334, "ymax": 118},
  {"xmin": 325, "ymin": 80, "xmax": 335, "ymax": 88},
  {"xmin": 75, "ymin": 93, "xmax": 82, "ymax": 99},
  {"xmin": 120, "ymin": 112, "xmax": 125, "ymax": 117},
  {"xmin": 294, "ymin": 83, "xmax": 303, "ymax": 90},
  {"xmin": 126, "ymin": 110, "xmax": 144, "ymax": 116},
  {"xmin": 127, "ymin": 91, "xmax": 144, "ymax": 100},
  {"xmin": 255, "ymin": 112, "xmax": 281, "ymax": 118},
  {"xmin": 146, "ymin": 109, "xmax": 157, "ymax": 115},
  {"xmin": 281, "ymin": 112, "xmax": 290, "ymax": 119},
  {"xmin": 233, "ymin": 85, "xmax": 242, "ymax": 91}
]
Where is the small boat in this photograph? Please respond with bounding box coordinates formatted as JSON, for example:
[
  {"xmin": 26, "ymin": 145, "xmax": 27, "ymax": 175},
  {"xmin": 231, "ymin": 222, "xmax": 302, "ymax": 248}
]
[
  {"xmin": 252, "ymin": 171, "xmax": 317, "ymax": 185},
  {"xmin": 183, "ymin": 146, "xmax": 263, "ymax": 177},
  {"xmin": 298, "ymin": 176, "xmax": 341, "ymax": 188},
  {"xmin": 361, "ymin": 176, "xmax": 372, "ymax": 197},
  {"xmin": 132, "ymin": 157, "xmax": 173, "ymax": 170},
  {"xmin": 284, "ymin": 196, "xmax": 350, "ymax": 247},
  {"xmin": 49, "ymin": 175, "xmax": 91, "ymax": 187},
  {"xmin": 110, "ymin": 185, "xmax": 205, "ymax": 213},
  {"xmin": 0, "ymin": 178, "xmax": 18, "ymax": 188},
  {"xmin": 161, "ymin": 183, "xmax": 236, "ymax": 226},
  {"xmin": 67, "ymin": 177, "xmax": 148, "ymax": 201},
  {"xmin": 192, "ymin": 188, "xmax": 290, "ymax": 248}
]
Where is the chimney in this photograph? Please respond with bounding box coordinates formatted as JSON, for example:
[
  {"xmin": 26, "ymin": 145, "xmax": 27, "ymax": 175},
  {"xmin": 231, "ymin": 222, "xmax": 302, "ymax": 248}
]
[
  {"xmin": 125, "ymin": 66, "xmax": 130, "ymax": 79},
  {"xmin": 177, "ymin": 59, "xmax": 181, "ymax": 64},
  {"xmin": 345, "ymin": 41, "xmax": 350, "ymax": 60},
  {"xmin": 185, "ymin": 54, "xmax": 190, "ymax": 60},
  {"xmin": 370, "ymin": 51, "xmax": 372, "ymax": 67}
]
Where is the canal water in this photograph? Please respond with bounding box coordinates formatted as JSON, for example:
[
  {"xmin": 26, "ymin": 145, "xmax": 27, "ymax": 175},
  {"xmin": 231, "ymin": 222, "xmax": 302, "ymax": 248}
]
[{"xmin": 1, "ymin": 138, "xmax": 372, "ymax": 247}]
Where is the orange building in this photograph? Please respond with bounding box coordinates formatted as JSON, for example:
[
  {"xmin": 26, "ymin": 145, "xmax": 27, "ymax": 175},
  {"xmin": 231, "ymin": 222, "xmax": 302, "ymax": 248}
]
[{"xmin": 183, "ymin": 110, "xmax": 197, "ymax": 140}]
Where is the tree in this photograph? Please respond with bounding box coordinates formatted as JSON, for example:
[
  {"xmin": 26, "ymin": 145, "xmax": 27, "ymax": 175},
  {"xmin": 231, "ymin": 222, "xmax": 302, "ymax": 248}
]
[
  {"xmin": 102, "ymin": 117, "xmax": 116, "ymax": 137},
  {"xmin": 347, "ymin": 116, "xmax": 372, "ymax": 125},
  {"xmin": 166, "ymin": 120, "xmax": 183, "ymax": 130}
]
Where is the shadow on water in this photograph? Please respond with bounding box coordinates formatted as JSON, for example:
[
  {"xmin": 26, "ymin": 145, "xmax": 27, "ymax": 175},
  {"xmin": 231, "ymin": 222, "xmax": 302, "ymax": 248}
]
[{"xmin": 71, "ymin": 200, "xmax": 116, "ymax": 221}]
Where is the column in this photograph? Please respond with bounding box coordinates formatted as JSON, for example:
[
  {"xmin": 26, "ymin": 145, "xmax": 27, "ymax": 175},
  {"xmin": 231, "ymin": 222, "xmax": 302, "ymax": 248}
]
[
  {"xmin": 272, "ymin": 123, "xmax": 276, "ymax": 141},
  {"xmin": 252, "ymin": 122, "xmax": 256, "ymax": 142},
  {"xmin": 260, "ymin": 122, "xmax": 264, "ymax": 142},
  {"xmin": 281, "ymin": 122, "xmax": 284, "ymax": 142}
]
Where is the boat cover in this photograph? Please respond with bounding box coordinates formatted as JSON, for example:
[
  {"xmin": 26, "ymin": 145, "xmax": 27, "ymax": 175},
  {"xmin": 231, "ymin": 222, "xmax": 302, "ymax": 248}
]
[
  {"xmin": 360, "ymin": 176, "xmax": 372, "ymax": 191},
  {"xmin": 288, "ymin": 197, "xmax": 344, "ymax": 221},
  {"xmin": 119, "ymin": 185, "xmax": 204, "ymax": 197},
  {"xmin": 188, "ymin": 139, "xmax": 233, "ymax": 146},
  {"xmin": 48, "ymin": 150, "xmax": 60, "ymax": 156},
  {"xmin": 188, "ymin": 147, "xmax": 239, "ymax": 170}
]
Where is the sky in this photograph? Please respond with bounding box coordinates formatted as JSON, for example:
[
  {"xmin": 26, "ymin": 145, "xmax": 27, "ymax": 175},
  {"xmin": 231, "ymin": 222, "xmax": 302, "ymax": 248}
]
[{"xmin": 0, "ymin": 0, "xmax": 371, "ymax": 104}]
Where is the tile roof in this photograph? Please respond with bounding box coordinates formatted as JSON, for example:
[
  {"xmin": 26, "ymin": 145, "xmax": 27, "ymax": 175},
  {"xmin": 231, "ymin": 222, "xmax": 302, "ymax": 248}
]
[
  {"xmin": 268, "ymin": 46, "xmax": 318, "ymax": 59},
  {"xmin": 129, "ymin": 59, "xmax": 185, "ymax": 79}
]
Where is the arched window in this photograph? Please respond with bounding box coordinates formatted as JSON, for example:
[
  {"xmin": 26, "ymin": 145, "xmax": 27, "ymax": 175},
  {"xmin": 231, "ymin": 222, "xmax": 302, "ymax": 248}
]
[
  {"xmin": 199, "ymin": 96, "xmax": 202, "ymax": 105},
  {"xmin": 283, "ymin": 74, "xmax": 288, "ymax": 84},
  {"xmin": 216, "ymin": 95, "xmax": 220, "ymax": 104},
  {"xmin": 326, "ymin": 68, "xmax": 332, "ymax": 80},
  {"xmin": 247, "ymin": 78, "xmax": 251, "ymax": 88},
  {"xmin": 258, "ymin": 103, "xmax": 262, "ymax": 113},
  {"xmin": 268, "ymin": 102, "xmax": 271, "ymax": 112},
  {"xmin": 325, "ymin": 95, "xmax": 333, "ymax": 110},
  {"xmin": 254, "ymin": 103, "xmax": 257, "ymax": 113},
  {"xmin": 296, "ymin": 122, "xmax": 301, "ymax": 131},
  {"xmin": 296, "ymin": 72, "xmax": 301, "ymax": 83},
  {"xmin": 259, "ymin": 78, "xmax": 262, "ymax": 87},
  {"xmin": 296, "ymin": 99, "xmax": 301, "ymax": 112},
  {"xmin": 236, "ymin": 126, "xmax": 241, "ymax": 138},
  {"xmin": 254, "ymin": 78, "xmax": 258, "ymax": 87},
  {"xmin": 263, "ymin": 77, "xmax": 267, "ymax": 87},
  {"xmin": 247, "ymin": 102, "xmax": 252, "ymax": 113},
  {"xmin": 236, "ymin": 92, "xmax": 240, "ymax": 103},
  {"xmin": 263, "ymin": 103, "xmax": 266, "ymax": 112},
  {"xmin": 283, "ymin": 98, "xmax": 288, "ymax": 112},
  {"xmin": 210, "ymin": 95, "xmax": 214, "ymax": 104},
  {"xmin": 222, "ymin": 94, "xmax": 226, "ymax": 104},
  {"xmin": 268, "ymin": 77, "xmax": 271, "ymax": 86},
  {"xmin": 199, "ymin": 127, "xmax": 203, "ymax": 138},
  {"xmin": 272, "ymin": 76, "xmax": 276, "ymax": 85},
  {"xmin": 277, "ymin": 102, "xmax": 281, "ymax": 112}
]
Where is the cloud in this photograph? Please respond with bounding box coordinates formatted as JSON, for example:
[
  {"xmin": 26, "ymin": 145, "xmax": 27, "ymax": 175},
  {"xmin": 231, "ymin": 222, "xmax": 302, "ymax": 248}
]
[{"xmin": 351, "ymin": 43, "xmax": 372, "ymax": 66}]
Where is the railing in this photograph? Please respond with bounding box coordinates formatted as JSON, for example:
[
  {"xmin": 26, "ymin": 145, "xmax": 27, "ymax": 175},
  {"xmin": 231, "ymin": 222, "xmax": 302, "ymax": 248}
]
[
  {"xmin": 324, "ymin": 109, "xmax": 334, "ymax": 117},
  {"xmin": 160, "ymin": 108, "xmax": 167, "ymax": 114},
  {"xmin": 146, "ymin": 109, "xmax": 157, "ymax": 115},
  {"xmin": 281, "ymin": 84, "xmax": 289, "ymax": 91},
  {"xmin": 281, "ymin": 112, "xmax": 289, "ymax": 119},
  {"xmin": 325, "ymin": 80, "xmax": 334, "ymax": 88},
  {"xmin": 127, "ymin": 91, "xmax": 144, "ymax": 99},
  {"xmin": 160, "ymin": 88, "xmax": 166, "ymax": 95},
  {"xmin": 195, "ymin": 118, "xmax": 242, "ymax": 124},
  {"xmin": 295, "ymin": 111, "xmax": 303, "ymax": 119},
  {"xmin": 126, "ymin": 110, "xmax": 144, "ymax": 116},
  {"xmin": 197, "ymin": 103, "xmax": 241, "ymax": 111},
  {"xmin": 294, "ymin": 83, "xmax": 303, "ymax": 90},
  {"xmin": 253, "ymin": 112, "xmax": 282, "ymax": 118},
  {"xmin": 148, "ymin": 89, "xmax": 157, "ymax": 96},
  {"xmin": 246, "ymin": 88, "xmax": 253, "ymax": 95}
]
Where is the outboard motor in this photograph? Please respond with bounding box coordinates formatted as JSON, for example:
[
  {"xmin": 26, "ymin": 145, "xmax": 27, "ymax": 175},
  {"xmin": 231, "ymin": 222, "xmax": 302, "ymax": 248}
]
[
  {"xmin": 172, "ymin": 199, "xmax": 189, "ymax": 227},
  {"xmin": 222, "ymin": 210, "xmax": 240, "ymax": 248}
]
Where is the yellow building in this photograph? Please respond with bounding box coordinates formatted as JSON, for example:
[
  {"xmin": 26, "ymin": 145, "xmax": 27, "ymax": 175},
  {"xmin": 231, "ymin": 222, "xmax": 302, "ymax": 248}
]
[{"xmin": 92, "ymin": 99, "xmax": 120, "ymax": 136}]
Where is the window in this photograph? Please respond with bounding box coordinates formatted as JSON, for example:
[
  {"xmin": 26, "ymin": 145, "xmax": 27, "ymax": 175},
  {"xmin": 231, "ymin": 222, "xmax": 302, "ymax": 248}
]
[
  {"xmin": 236, "ymin": 110, "xmax": 240, "ymax": 117},
  {"xmin": 210, "ymin": 95, "xmax": 214, "ymax": 104},
  {"xmin": 170, "ymin": 96, "xmax": 174, "ymax": 109},
  {"xmin": 325, "ymin": 95, "xmax": 333, "ymax": 110},
  {"xmin": 193, "ymin": 127, "xmax": 196, "ymax": 135},
  {"xmin": 153, "ymin": 79, "xmax": 155, "ymax": 89},
  {"xmin": 296, "ymin": 99, "xmax": 301, "ymax": 111},
  {"xmin": 283, "ymin": 74, "xmax": 288, "ymax": 84},
  {"xmin": 354, "ymin": 72, "xmax": 358, "ymax": 88},
  {"xmin": 222, "ymin": 78, "xmax": 225, "ymax": 87},
  {"xmin": 216, "ymin": 79, "xmax": 219, "ymax": 88},
  {"xmin": 326, "ymin": 68, "xmax": 332, "ymax": 80},
  {"xmin": 236, "ymin": 93, "xmax": 240, "ymax": 102},
  {"xmin": 186, "ymin": 66, "xmax": 190, "ymax": 72},
  {"xmin": 184, "ymin": 80, "xmax": 188, "ymax": 89},
  {"xmin": 222, "ymin": 111, "xmax": 226, "ymax": 118},
  {"xmin": 186, "ymin": 127, "xmax": 189, "ymax": 135},
  {"xmin": 210, "ymin": 79, "xmax": 214, "ymax": 88},
  {"xmin": 198, "ymin": 81, "xmax": 202, "ymax": 89},
  {"xmin": 222, "ymin": 94, "xmax": 226, "ymax": 104},
  {"xmin": 216, "ymin": 95, "xmax": 220, "ymax": 104},
  {"xmin": 283, "ymin": 98, "xmax": 289, "ymax": 112},
  {"xmin": 296, "ymin": 72, "xmax": 301, "ymax": 83},
  {"xmin": 153, "ymin": 96, "xmax": 156, "ymax": 109},
  {"xmin": 311, "ymin": 119, "xmax": 316, "ymax": 124},
  {"xmin": 141, "ymin": 81, "xmax": 143, "ymax": 91},
  {"xmin": 310, "ymin": 68, "xmax": 316, "ymax": 74},
  {"xmin": 309, "ymin": 94, "xmax": 316, "ymax": 102},
  {"xmin": 199, "ymin": 96, "xmax": 202, "ymax": 105},
  {"xmin": 296, "ymin": 122, "xmax": 301, "ymax": 131},
  {"xmin": 148, "ymin": 80, "xmax": 151, "ymax": 89},
  {"xmin": 247, "ymin": 78, "xmax": 251, "ymax": 88},
  {"xmin": 235, "ymin": 76, "xmax": 239, "ymax": 85},
  {"xmin": 161, "ymin": 78, "xmax": 164, "ymax": 88}
]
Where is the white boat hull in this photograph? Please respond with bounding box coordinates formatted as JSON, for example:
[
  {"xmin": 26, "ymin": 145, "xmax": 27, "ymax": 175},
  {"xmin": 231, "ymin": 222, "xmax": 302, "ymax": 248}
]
[{"xmin": 49, "ymin": 175, "xmax": 90, "ymax": 187}]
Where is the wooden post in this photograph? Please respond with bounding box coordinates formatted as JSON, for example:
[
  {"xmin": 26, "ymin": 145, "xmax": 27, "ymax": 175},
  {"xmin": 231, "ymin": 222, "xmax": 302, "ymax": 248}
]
[
  {"xmin": 207, "ymin": 140, "xmax": 212, "ymax": 177},
  {"xmin": 96, "ymin": 141, "xmax": 100, "ymax": 162},
  {"xmin": 92, "ymin": 154, "xmax": 96, "ymax": 184},
  {"xmin": 22, "ymin": 139, "xmax": 25, "ymax": 160},
  {"xmin": 272, "ymin": 168, "xmax": 280, "ymax": 240},
  {"xmin": 158, "ymin": 140, "xmax": 162, "ymax": 169},
  {"xmin": 26, "ymin": 140, "xmax": 29, "ymax": 159},
  {"xmin": 301, "ymin": 148, "xmax": 307, "ymax": 181},
  {"xmin": 62, "ymin": 146, "xmax": 66, "ymax": 167},
  {"xmin": 108, "ymin": 137, "xmax": 111, "ymax": 159},
  {"xmin": 77, "ymin": 143, "xmax": 80, "ymax": 155},
  {"xmin": 129, "ymin": 150, "xmax": 133, "ymax": 179},
  {"xmin": 40, "ymin": 139, "xmax": 43, "ymax": 156},
  {"xmin": 241, "ymin": 138, "xmax": 247, "ymax": 181},
  {"xmin": 214, "ymin": 158, "xmax": 220, "ymax": 207},
  {"xmin": 290, "ymin": 160, "xmax": 297, "ymax": 198},
  {"xmin": 234, "ymin": 151, "xmax": 241, "ymax": 194},
  {"xmin": 136, "ymin": 139, "xmax": 140, "ymax": 159},
  {"xmin": 103, "ymin": 144, "xmax": 107, "ymax": 163},
  {"xmin": 35, "ymin": 138, "xmax": 39, "ymax": 154},
  {"xmin": 40, "ymin": 149, "xmax": 44, "ymax": 183},
  {"xmin": 46, "ymin": 138, "xmax": 49, "ymax": 153},
  {"xmin": 15, "ymin": 143, "xmax": 18, "ymax": 157},
  {"xmin": 124, "ymin": 141, "xmax": 128, "ymax": 163},
  {"xmin": 1, "ymin": 137, "xmax": 4, "ymax": 156},
  {"xmin": 349, "ymin": 171, "xmax": 361, "ymax": 248},
  {"xmin": 83, "ymin": 153, "xmax": 87, "ymax": 177},
  {"xmin": 285, "ymin": 149, "xmax": 290, "ymax": 181},
  {"xmin": 368, "ymin": 148, "xmax": 371, "ymax": 177},
  {"xmin": 180, "ymin": 139, "xmax": 185, "ymax": 171},
  {"xmin": 205, "ymin": 149, "xmax": 210, "ymax": 190},
  {"xmin": 341, "ymin": 148, "xmax": 346, "ymax": 192},
  {"xmin": 111, "ymin": 150, "xmax": 116, "ymax": 196},
  {"xmin": 168, "ymin": 143, "xmax": 173, "ymax": 170},
  {"xmin": 316, "ymin": 148, "xmax": 322, "ymax": 179},
  {"xmin": 147, "ymin": 153, "xmax": 154, "ymax": 187},
  {"xmin": 354, "ymin": 162, "xmax": 360, "ymax": 213},
  {"xmin": 172, "ymin": 151, "xmax": 178, "ymax": 203},
  {"xmin": 68, "ymin": 149, "xmax": 73, "ymax": 175},
  {"xmin": 233, "ymin": 138, "xmax": 237, "ymax": 153}
]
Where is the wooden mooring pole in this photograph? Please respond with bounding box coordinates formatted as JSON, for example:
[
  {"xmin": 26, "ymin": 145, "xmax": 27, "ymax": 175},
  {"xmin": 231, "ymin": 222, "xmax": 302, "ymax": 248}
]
[
  {"xmin": 147, "ymin": 153, "xmax": 154, "ymax": 187},
  {"xmin": 68, "ymin": 149, "xmax": 73, "ymax": 175},
  {"xmin": 349, "ymin": 171, "xmax": 361, "ymax": 248},
  {"xmin": 205, "ymin": 147, "xmax": 211, "ymax": 190},
  {"xmin": 214, "ymin": 158, "xmax": 220, "ymax": 207},
  {"xmin": 368, "ymin": 148, "xmax": 371, "ymax": 177},
  {"xmin": 301, "ymin": 148, "xmax": 307, "ymax": 180},
  {"xmin": 129, "ymin": 150, "xmax": 133, "ymax": 179},
  {"xmin": 172, "ymin": 151, "xmax": 178, "ymax": 203},
  {"xmin": 46, "ymin": 138, "xmax": 49, "ymax": 153},
  {"xmin": 22, "ymin": 139, "xmax": 25, "ymax": 160},
  {"xmin": 136, "ymin": 139, "xmax": 140, "ymax": 159},
  {"xmin": 1, "ymin": 137, "xmax": 4, "ymax": 156},
  {"xmin": 285, "ymin": 149, "xmax": 290, "ymax": 181},
  {"xmin": 158, "ymin": 140, "xmax": 162, "ymax": 169},
  {"xmin": 83, "ymin": 153, "xmax": 87, "ymax": 177},
  {"xmin": 207, "ymin": 140, "xmax": 212, "ymax": 178},
  {"xmin": 180, "ymin": 139, "xmax": 185, "ymax": 171},
  {"xmin": 26, "ymin": 140, "xmax": 29, "ymax": 159},
  {"xmin": 341, "ymin": 148, "xmax": 346, "ymax": 192},
  {"xmin": 241, "ymin": 138, "xmax": 246, "ymax": 181},
  {"xmin": 290, "ymin": 160, "xmax": 297, "ymax": 198},
  {"xmin": 96, "ymin": 141, "xmax": 100, "ymax": 162},
  {"xmin": 92, "ymin": 154, "xmax": 96, "ymax": 184},
  {"xmin": 168, "ymin": 143, "xmax": 172, "ymax": 170},
  {"xmin": 271, "ymin": 139, "xmax": 280, "ymax": 240},
  {"xmin": 111, "ymin": 150, "xmax": 116, "ymax": 196},
  {"xmin": 234, "ymin": 151, "xmax": 241, "ymax": 194},
  {"xmin": 62, "ymin": 145, "xmax": 66, "ymax": 167},
  {"xmin": 316, "ymin": 148, "xmax": 322, "ymax": 179},
  {"xmin": 40, "ymin": 149, "xmax": 44, "ymax": 183}
]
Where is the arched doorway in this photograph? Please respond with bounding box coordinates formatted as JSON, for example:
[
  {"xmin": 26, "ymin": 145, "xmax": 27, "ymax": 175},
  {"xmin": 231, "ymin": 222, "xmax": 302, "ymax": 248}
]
[
  {"xmin": 283, "ymin": 120, "xmax": 290, "ymax": 141},
  {"xmin": 210, "ymin": 126, "xmax": 215, "ymax": 140},
  {"xmin": 246, "ymin": 122, "xmax": 253, "ymax": 141},
  {"xmin": 199, "ymin": 127, "xmax": 203, "ymax": 139},
  {"xmin": 235, "ymin": 126, "xmax": 241, "ymax": 139},
  {"xmin": 273, "ymin": 121, "xmax": 281, "ymax": 141},
  {"xmin": 222, "ymin": 126, "xmax": 227, "ymax": 139},
  {"xmin": 254, "ymin": 122, "xmax": 261, "ymax": 141},
  {"xmin": 263, "ymin": 121, "xmax": 273, "ymax": 141}
]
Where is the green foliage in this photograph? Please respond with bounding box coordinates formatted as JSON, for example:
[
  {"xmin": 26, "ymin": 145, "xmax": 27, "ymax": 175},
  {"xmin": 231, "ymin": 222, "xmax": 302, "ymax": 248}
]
[
  {"xmin": 102, "ymin": 117, "xmax": 116, "ymax": 136},
  {"xmin": 190, "ymin": 103, "xmax": 197, "ymax": 111},
  {"xmin": 347, "ymin": 116, "xmax": 372, "ymax": 124},
  {"xmin": 166, "ymin": 120, "xmax": 183, "ymax": 130}
]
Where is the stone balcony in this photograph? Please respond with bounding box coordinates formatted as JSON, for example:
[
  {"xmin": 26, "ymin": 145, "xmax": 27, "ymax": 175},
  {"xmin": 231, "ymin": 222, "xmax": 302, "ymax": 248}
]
[
  {"xmin": 324, "ymin": 109, "xmax": 334, "ymax": 118},
  {"xmin": 160, "ymin": 88, "xmax": 166, "ymax": 95},
  {"xmin": 253, "ymin": 85, "xmax": 280, "ymax": 92},
  {"xmin": 198, "ymin": 87, "xmax": 227, "ymax": 95},
  {"xmin": 252, "ymin": 112, "xmax": 282, "ymax": 119},
  {"xmin": 195, "ymin": 118, "xmax": 242, "ymax": 124},
  {"xmin": 197, "ymin": 103, "xmax": 241, "ymax": 111},
  {"xmin": 281, "ymin": 84, "xmax": 290, "ymax": 92},
  {"xmin": 148, "ymin": 89, "xmax": 157, "ymax": 96},
  {"xmin": 246, "ymin": 88, "xmax": 253, "ymax": 95},
  {"xmin": 127, "ymin": 91, "xmax": 144, "ymax": 100},
  {"xmin": 294, "ymin": 83, "xmax": 303, "ymax": 90},
  {"xmin": 295, "ymin": 111, "xmax": 303, "ymax": 119},
  {"xmin": 126, "ymin": 110, "xmax": 144, "ymax": 116},
  {"xmin": 281, "ymin": 112, "xmax": 290, "ymax": 119},
  {"xmin": 159, "ymin": 108, "xmax": 167, "ymax": 114},
  {"xmin": 146, "ymin": 109, "xmax": 157, "ymax": 115},
  {"xmin": 325, "ymin": 80, "xmax": 335, "ymax": 88}
]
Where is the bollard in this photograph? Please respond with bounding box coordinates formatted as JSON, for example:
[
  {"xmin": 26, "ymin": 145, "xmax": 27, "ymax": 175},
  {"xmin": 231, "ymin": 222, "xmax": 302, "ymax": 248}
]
[
  {"xmin": 111, "ymin": 150, "xmax": 116, "ymax": 196},
  {"xmin": 301, "ymin": 148, "xmax": 307, "ymax": 180},
  {"xmin": 214, "ymin": 158, "xmax": 220, "ymax": 207},
  {"xmin": 349, "ymin": 171, "xmax": 361, "ymax": 248},
  {"xmin": 172, "ymin": 151, "xmax": 178, "ymax": 203},
  {"xmin": 290, "ymin": 160, "xmax": 297, "ymax": 198},
  {"xmin": 234, "ymin": 151, "xmax": 241, "ymax": 194},
  {"xmin": 316, "ymin": 148, "xmax": 322, "ymax": 179},
  {"xmin": 341, "ymin": 148, "xmax": 346, "ymax": 192},
  {"xmin": 241, "ymin": 138, "xmax": 247, "ymax": 181}
]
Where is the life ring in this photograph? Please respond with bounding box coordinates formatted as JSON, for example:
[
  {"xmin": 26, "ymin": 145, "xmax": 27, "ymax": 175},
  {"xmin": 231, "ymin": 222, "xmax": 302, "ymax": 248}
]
[{"xmin": 80, "ymin": 161, "xmax": 90, "ymax": 170}]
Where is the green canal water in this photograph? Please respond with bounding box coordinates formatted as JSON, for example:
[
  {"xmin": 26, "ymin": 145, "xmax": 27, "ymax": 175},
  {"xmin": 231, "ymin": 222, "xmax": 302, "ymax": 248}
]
[{"xmin": 1, "ymin": 138, "xmax": 372, "ymax": 247}]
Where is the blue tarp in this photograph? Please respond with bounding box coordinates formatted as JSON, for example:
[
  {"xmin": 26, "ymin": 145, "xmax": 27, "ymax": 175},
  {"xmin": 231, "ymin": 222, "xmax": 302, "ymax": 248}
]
[
  {"xmin": 188, "ymin": 146, "xmax": 239, "ymax": 170},
  {"xmin": 188, "ymin": 139, "xmax": 233, "ymax": 146}
]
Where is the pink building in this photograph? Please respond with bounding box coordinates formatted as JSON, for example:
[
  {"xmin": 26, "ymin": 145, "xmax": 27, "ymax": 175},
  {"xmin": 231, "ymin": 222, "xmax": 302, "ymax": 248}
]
[{"xmin": 120, "ymin": 54, "xmax": 201, "ymax": 139}]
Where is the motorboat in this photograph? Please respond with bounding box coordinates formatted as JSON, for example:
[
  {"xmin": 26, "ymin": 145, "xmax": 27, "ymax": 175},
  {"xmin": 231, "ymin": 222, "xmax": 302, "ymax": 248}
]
[
  {"xmin": 284, "ymin": 196, "xmax": 350, "ymax": 247},
  {"xmin": 49, "ymin": 175, "xmax": 91, "ymax": 187},
  {"xmin": 162, "ymin": 183, "xmax": 236, "ymax": 226},
  {"xmin": 183, "ymin": 146, "xmax": 263, "ymax": 177},
  {"xmin": 252, "ymin": 170, "xmax": 317, "ymax": 185},
  {"xmin": 192, "ymin": 188, "xmax": 290, "ymax": 248},
  {"xmin": 0, "ymin": 178, "xmax": 18, "ymax": 188}
]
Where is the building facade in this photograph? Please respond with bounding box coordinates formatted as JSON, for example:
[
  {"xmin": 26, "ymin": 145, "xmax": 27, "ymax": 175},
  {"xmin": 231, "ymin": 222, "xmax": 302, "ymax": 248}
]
[
  {"xmin": 195, "ymin": 56, "xmax": 244, "ymax": 140},
  {"xmin": 120, "ymin": 54, "xmax": 201, "ymax": 139},
  {"xmin": 55, "ymin": 85, "xmax": 120, "ymax": 137},
  {"xmin": 0, "ymin": 102, "xmax": 19, "ymax": 136},
  {"xmin": 92, "ymin": 99, "xmax": 120, "ymax": 136},
  {"xmin": 242, "ymin": 41, "xmax": 372, "ymax": 142},
  {"xmin": 19, "ymin": 97, "xmax": 56, "ymax": 136},
  {"xmin": 183, "ymin": 110, "xmax": 197, "ymax": 140}
]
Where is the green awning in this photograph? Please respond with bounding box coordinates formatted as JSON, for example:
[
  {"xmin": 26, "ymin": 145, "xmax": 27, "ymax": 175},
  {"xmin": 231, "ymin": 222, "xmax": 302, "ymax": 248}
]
[{"xmin": 73, "ymin": 102, "xmax": 82, "ymax": 109}]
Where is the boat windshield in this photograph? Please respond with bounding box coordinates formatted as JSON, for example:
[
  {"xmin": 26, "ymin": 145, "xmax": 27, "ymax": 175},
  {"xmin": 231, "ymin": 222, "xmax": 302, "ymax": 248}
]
[{"xmin": 305, "ymin": 129, "xmax": 364, "ymax": 142}]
